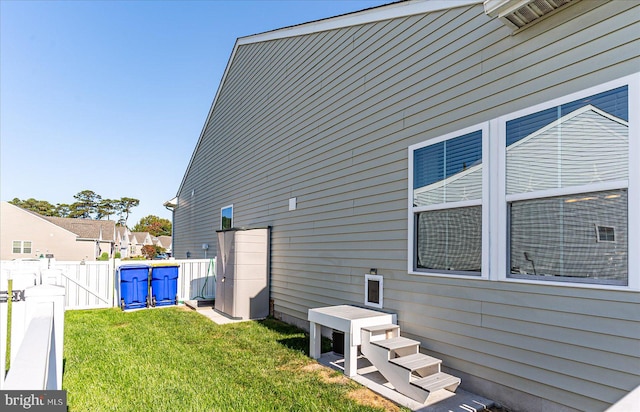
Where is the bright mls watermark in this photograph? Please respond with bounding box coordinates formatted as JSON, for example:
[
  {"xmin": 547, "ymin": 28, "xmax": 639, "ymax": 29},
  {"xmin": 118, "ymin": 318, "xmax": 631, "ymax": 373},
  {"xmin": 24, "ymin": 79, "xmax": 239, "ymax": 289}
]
[{"xmin": 0, "ymin": 391, "xmax": 66, "ymax": 411}]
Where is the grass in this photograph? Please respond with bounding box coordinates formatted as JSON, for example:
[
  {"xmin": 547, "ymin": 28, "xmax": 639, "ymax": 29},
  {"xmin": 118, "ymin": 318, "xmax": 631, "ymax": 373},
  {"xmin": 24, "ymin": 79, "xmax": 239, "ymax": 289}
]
[{"xmin": 63, "ymin": 307, "xmax": 408, "ymax": 412}]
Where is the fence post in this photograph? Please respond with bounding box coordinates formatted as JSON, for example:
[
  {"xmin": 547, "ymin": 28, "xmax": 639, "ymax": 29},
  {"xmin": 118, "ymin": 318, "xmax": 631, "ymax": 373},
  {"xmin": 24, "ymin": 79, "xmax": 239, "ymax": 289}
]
[
  {"xmin": 0, "ymin": 268, "xmax": 9, "ymax": 390},
  {"xmin": 112, "ymin": 258, "xmax": 121, "ymax": 308},
  {"xmin": 24, "ymin": 284, "xmax": 66, "ymax": 390}
]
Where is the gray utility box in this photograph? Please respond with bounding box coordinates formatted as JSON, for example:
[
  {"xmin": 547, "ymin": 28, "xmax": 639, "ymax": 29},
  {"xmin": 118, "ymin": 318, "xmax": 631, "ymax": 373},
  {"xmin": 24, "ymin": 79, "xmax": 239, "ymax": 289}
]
[{"xmin": 215, "ymin": 227, "xmax": 270, "ymax": 320}]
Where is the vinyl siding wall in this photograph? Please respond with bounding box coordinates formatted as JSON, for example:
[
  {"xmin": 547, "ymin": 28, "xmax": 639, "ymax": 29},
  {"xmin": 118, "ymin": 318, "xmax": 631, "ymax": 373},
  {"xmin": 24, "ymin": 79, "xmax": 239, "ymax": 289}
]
[{"xmin": 173, "ymin": 1, "xmax": 640, "ymax": 411}]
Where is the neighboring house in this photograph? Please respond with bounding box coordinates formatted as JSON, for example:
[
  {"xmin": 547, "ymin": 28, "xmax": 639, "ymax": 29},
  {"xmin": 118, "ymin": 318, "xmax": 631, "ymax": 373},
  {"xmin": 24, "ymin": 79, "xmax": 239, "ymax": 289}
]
[
  {"xmin": 154, "ymin": 235, "xmax": 172, "ymax": 256},
  {"xmin": 129, "ymin": 232, "xmax": 153, "ymax": 256},
  {"xmin": 169, "ymin": 1, "xmax": 639, "ymax": 411},
  {"xmin": 115, "ymin": 226, "xmax": 132, "ymax": 258},
  {"xmin": 1, "ymin": 201, "xmax": 116, "ymax": 261}
]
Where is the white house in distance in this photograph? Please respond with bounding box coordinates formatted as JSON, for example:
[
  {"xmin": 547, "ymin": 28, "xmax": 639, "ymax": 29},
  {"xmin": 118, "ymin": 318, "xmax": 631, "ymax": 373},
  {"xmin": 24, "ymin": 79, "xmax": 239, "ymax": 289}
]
[
  {"xmin": 168, "ymin": 1, "xmax": 639, "ymax": 411},
  {"xmin": 129, "ymin": 231, "xmax": 154, "ymax": 257},
  {"xmin": 115, "ymin": 226, "xmax": 132, "ymax": 258}
]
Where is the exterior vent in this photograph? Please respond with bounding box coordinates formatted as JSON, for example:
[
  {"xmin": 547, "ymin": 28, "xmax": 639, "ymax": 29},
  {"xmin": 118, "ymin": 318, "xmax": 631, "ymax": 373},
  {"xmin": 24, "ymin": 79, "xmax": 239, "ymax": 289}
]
[{"xmin": 484, "ymin": 0, "xmax": 577, "ymax": 30}]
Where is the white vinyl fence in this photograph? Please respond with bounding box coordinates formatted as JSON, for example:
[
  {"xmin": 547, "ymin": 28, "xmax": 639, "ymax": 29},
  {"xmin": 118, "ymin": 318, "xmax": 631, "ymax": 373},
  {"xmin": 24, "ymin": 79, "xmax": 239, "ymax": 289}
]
[{"xmin": 1, "ymin": 258, "xmax": 216, "ymax": 310}]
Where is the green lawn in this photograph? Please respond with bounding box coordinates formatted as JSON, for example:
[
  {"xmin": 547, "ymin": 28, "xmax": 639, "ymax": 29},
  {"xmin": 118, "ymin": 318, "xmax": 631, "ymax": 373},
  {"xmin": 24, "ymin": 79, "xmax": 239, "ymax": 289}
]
[{"xmin": 63, "ymin": 307, "xmax": 406, "ymax": 411}]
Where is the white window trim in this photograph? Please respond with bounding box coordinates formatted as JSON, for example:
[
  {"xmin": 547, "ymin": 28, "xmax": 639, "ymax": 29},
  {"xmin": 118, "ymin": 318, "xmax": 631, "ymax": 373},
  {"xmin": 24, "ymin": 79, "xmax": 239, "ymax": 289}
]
[
  {"xmin": 595, "ymin": 224, "xmax": 616, "ymax": 243},
  {"xmin": 220, "ymin": 204, "xmax": 233, "ymax": 230},
  {"xmin": 408, "ymin": 122, "xmax": 490, "ymax": 279},
  {"xmin": 12, "ymin": 240, "xmax": 32, "ymax": 254},
  {"xmin": 408, "ymin": 72, "xmax": 639, "ymax": 290},
  {"xmin": 496, "ymin": 73, "xmax": 638, "ymax": 290}
]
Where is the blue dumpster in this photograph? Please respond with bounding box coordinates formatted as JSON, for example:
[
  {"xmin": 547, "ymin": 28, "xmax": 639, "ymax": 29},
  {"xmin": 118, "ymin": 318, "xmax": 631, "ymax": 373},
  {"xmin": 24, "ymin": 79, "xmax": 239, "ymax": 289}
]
[
  {"xmin": 150, "ymin": 264, "xmax": 179, "ymax": 307},
  {"xmin": 118, "ymin": 264, "xmax": 150, "ymax": 310}
]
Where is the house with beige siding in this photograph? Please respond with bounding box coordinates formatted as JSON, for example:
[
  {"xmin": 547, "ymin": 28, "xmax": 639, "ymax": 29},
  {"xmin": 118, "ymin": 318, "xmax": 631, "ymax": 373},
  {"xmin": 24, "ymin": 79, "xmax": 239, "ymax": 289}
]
[
  {"xmin": 1, "ymin": 201, "xmax": 116, "ymax": 261},
  {"xmin": 129, "ymin": 232, "xmax": 154, "ymax": 257},
  {"xmin": 169, "ymin": 1, "xmax": 640, "ymax": 411},
  {"xmin": 154, "ymin": 235, "xmax": 172, "ymax": 256}
]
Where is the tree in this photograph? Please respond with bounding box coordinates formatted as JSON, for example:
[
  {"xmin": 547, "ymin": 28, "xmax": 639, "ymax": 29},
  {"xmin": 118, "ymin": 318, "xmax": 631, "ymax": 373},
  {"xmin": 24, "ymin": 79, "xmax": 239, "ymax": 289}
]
[
  {"xmin": 69, "ymin": 190, "xmax": 101, "ymax": 219},
  {"xmin": 55, "ymin": 203, "xmax": 71, "ymax": 217},
  {"xmin": 97, "ymin": 198, "xmax": 118, "ymax": 220},
  {"xmin": 116, "ymin": 197, "xmax": 140, "ymax": 227},
  {"xmin": 7, "ymin": 192, "xmax": 139, "ymax": 222},
  {"xmin": 9, "ymin": 198, "xmax": 57, "ymax": 216},
  {"xmin": 132, "ymin": 215, "xmax": 172, "ymax": 237},
  {"xmin": 141, "ymin": 244, "xmax": 165, "ymax": 260}
]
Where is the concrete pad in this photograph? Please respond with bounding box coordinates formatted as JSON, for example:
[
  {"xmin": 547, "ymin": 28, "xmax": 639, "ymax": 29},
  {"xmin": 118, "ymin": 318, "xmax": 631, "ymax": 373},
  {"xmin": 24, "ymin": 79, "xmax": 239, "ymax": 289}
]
[
  {"xmin": 184, "ymin": 300, "xmax": 248, "ymax": 325},
  {"xmin": 318, "ymin": 352, "xmax": 494, "ymax": 412}
]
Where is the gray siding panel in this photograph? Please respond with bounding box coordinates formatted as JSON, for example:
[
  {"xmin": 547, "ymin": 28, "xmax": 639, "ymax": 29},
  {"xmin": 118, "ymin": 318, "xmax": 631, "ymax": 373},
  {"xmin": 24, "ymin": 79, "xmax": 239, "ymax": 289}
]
[{"xmin": 174, "ymin": 1, "xmax": 640, "ymax": 410}]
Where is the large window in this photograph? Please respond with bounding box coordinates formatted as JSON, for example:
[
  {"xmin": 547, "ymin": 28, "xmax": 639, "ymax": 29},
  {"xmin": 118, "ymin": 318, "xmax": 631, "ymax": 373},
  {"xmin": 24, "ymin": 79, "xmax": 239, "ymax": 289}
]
[
  {"xmin": 408, "ymin": 73, "xmax": 637, "ymax": 288},
  {"xmin": 505, "ymin": 86, "xmax": 629, "ymax": 285},
  {"xmin": 409, "ymin": 125, "xmax": 487, "ymax": 276}
]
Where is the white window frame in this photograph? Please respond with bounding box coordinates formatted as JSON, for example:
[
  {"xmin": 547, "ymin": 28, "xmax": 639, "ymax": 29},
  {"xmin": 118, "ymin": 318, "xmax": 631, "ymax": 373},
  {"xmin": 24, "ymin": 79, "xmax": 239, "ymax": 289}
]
[
  {"xmin": 595, "ymin": 225, "xmax": 616, "ymax": 243},
  {"xmin": 495, "ymin": 73, "xmax": 638, "ymax": 290},
  {"xmin": 12, "ymin": 240, "xmax": 32, "ymax": 254},
  {"xmin": 408, "ymin": 122, "xmax": 490, "ymax": 279},
  {"xmin": 220, "ymin": 204, "xmax": 233, "ymax": 230},
  {"xmin": 406, "ymin": 72, "xmax": 639, "ymax": 290}
]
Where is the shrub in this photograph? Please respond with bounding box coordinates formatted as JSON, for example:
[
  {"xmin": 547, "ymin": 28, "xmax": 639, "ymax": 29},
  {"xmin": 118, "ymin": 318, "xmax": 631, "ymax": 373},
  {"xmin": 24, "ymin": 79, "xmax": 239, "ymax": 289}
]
[{"xmin": 98, "ymin": 252, "xmax": 109, "ymax": 261}]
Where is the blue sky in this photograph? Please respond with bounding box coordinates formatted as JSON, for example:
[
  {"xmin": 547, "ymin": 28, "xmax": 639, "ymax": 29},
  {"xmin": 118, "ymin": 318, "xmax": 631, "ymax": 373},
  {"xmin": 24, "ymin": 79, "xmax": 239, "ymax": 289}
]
[{"xmin": 0, "ymin": 0, "xmax": 390, "ymax": 226}]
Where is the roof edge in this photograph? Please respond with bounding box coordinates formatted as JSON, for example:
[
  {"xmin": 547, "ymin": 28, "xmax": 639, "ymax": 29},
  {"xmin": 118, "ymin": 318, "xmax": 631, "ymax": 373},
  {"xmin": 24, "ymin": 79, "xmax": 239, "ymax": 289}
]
[{"xmin": 238, "ymin": 0, "xmax": 481, "ymax": 45}]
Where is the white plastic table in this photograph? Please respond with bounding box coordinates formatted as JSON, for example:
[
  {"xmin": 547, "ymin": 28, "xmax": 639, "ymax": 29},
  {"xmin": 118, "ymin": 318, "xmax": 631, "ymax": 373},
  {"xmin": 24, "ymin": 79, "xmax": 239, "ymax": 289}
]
[{"xmin": 308, "ymin": 305, "xmax": 396, "ymax": 376}]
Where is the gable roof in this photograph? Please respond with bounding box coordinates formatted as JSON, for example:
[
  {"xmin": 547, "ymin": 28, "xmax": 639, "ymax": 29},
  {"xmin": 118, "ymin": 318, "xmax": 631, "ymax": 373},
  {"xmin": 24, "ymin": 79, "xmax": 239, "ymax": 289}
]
[
  {"xmin": 10, "ymin": 202, "xmax": 117, "ymax": 241},
  {"xmin": 41, "ymin": 216, "xmax": 116, "ymax": 241},
  {"xmin": 155, "ymin": 235, "xmax": 172, "ymax": 249},
  {"xmin": 175, "ymin": 0, "xmax": 481, "ymax": 197},
  {"xmin": 130, "ymin": 232, "xmax": 153, "ymax": 244},
  {"xmin": 116, "ymin": 226, "xmax": 130, "ymax": 237},
  {"xmin": 115, "ymin": 226, "xmax": 131, "ymax": 242}
]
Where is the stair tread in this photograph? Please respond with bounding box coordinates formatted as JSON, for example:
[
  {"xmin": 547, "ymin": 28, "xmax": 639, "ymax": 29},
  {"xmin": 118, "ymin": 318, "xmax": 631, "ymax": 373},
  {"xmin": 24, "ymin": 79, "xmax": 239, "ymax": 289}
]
[
  {"xmin": 412, "ymin": 372, "xmax": 461, "ymax": 392},
  {"xmin": 371, "ymin": 336, "xmax": 420, "ymax": 351},
  {"xmin": 389, "ymin": 353, "xmax": 441, "ymax": 371},
  {"xmin": 361, "ymin": 324, "xmax": 399, "ymax": 333}
]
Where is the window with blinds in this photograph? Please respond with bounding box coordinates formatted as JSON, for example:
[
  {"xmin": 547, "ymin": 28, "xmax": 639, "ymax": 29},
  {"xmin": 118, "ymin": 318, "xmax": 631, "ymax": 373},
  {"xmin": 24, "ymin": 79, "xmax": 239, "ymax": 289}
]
[
  {"xmin": 408, "ymin": 74, "xmax": 635, "ymax": 287},
  {"xmin": 410, "ymin": 127, "xmax": 485, "ymax": 276},
  {"xmin": 505, "ymin": 86, "xmax": 628, "ymax": 285}
]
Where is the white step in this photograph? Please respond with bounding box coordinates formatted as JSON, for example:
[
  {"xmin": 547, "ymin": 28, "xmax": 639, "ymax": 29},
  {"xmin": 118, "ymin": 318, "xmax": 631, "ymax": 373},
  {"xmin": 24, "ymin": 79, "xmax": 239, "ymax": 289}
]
[
  {"xmin": 372, "ymin": 336, "xmax": 420, "ymax": 358},
  {"xmin": 359, "ymin": 322, "xmax": 461, "ymax": 404},
  {"xmin": 390, "ymin": 353, "xmax": 441, "ymax": 378},
  {"xmin": 372, "ymin": 336, "xmax": 419, "ymax": 351},
  {"xmin": 362, "ymin": 324, "xmax": 400, "ymax": 342},
  {"xmin": 361, "ymin": 324, "xmax": 399, "ymax": 333},
  {"xmin": 412, "ymin": 372, "xmax": 461, "ymax": 393}
]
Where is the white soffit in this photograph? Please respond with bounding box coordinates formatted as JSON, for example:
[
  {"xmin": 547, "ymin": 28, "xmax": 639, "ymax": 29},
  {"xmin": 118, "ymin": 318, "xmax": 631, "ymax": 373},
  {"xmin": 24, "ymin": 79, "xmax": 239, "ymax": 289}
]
[{"xmin": 484, "ymin": 0, "xmax": 577, "ymax": 30}]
